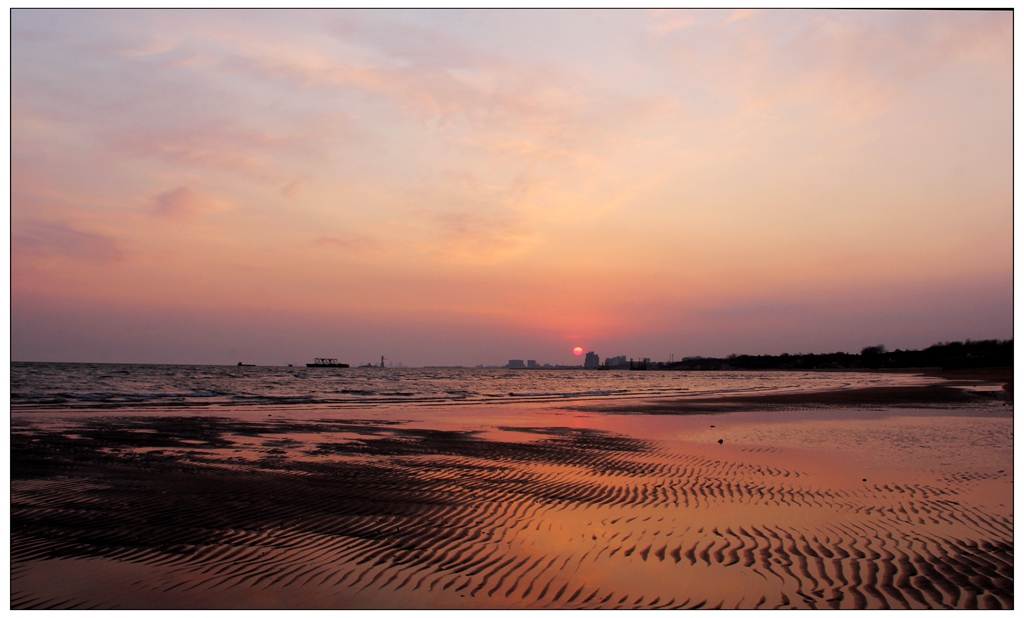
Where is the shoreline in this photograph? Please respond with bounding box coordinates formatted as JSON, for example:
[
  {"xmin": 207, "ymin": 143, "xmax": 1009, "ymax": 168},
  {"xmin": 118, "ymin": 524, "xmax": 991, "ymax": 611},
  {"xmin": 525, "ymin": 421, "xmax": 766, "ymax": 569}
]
[{"xmin": 571, "ymin": 368, "xmax": 1012, "ymax": 415}]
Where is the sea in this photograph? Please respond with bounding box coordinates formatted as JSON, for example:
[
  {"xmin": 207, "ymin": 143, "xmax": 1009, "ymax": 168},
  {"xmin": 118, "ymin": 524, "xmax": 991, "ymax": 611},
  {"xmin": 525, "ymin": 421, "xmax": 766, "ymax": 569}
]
[{"xmin": 10, "ymin": 362, "xmax": 939, "ymax": 412}]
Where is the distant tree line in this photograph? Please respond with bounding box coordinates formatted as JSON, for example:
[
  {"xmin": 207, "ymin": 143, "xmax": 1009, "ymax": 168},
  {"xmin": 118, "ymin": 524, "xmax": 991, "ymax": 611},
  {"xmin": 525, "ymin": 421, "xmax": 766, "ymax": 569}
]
[{"xmin": 661, "ymin": 339, "xmax": 1012, "ymax": 371}]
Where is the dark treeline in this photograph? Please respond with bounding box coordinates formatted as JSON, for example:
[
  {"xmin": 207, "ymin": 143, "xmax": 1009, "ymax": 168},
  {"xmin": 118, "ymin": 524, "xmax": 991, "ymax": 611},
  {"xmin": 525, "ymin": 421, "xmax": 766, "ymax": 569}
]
[{"xmin": 660, "ymin": 339, "xmax": 1013, "ymax": 371}]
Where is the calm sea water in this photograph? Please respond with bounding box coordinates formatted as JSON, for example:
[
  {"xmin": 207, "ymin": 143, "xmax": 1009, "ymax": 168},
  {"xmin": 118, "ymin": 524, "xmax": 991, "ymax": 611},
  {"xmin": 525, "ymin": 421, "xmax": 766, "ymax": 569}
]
[{"xmin": 10, "ymin": 362, "xmax": 938, "ymax": 411}]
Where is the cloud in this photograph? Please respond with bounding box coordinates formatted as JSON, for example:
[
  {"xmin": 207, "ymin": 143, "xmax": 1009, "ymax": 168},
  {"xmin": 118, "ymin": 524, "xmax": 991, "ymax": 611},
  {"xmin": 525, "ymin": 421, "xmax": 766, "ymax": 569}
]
[
  {"xmin": 719, "ymin": 9, "xmax": 757, "ymax": 27},
  {"xmin": 13, "ymin": 219, "xmax": 124, "ymax": 262},
  {"xmin": 321, "ymin": 11, "xmax": 505, "ymax": 73},
  {"xmin": 396, "ymin": 170, "xmax": 544, "ymax": 262},
  {"xmin": 648, "ymin": 10, "xmax": 699, "ymax": 36},
  {"xmin": 282, "ymin": 178, "xmax": 303, "ymax": 199},
  {"xmin": 313, "ymin": 235, "xmax": 382, "ymax": 254},
  {"xmin": 638, "ymin": 10, "xmax": 1010, "ymax": 138},
  {"xmin": 17, "ymin": 9, "xmax": 678, "ymax": 211},
  {"xmin": 119, "ymin": 17, "xmax": 652, "ymax": 168},
  {"xmin": 120, "ymin": 125, "xmax": 333, "ymax": 184},
  {"xmin": 153, "ymin": 186, "xmax": 232, "ymax": 220},
  {"xmin": 724, "ymin": 11, "xmax": 1010, "ymax": 125},
  {"xmin": 422, "ymin": 207, "xmax": 534, "ymax": 262}
]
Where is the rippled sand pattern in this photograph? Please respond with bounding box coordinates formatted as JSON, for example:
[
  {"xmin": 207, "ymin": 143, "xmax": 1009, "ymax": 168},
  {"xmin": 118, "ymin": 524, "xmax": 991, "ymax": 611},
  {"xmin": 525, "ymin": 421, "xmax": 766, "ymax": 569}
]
[{"xmin": 10, "ymin": 412, "xmax": 1013, "ymax": 609}]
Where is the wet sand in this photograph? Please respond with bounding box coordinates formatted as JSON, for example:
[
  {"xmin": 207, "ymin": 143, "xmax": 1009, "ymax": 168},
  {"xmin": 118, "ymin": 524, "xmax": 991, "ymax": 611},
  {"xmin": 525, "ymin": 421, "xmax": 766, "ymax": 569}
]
[
  {"xmin": 11, "ymin": 384, "xmax": 1013, "ymax": 609},
  {"xmin": 575, "ymin": 381, "xmax": 1011, "ymax": 414}
]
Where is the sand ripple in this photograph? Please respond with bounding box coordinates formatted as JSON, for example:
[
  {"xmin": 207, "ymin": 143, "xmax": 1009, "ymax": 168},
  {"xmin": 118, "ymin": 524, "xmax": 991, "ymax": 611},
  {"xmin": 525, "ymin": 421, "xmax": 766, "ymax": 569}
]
[{"xmin": 10, "ymin": 414, "xmax": 1013, "ymax": 609}]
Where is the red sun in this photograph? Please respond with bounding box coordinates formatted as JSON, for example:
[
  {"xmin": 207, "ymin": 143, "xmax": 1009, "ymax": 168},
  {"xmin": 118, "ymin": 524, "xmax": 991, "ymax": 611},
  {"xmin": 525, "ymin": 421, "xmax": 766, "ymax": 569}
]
[{"xmin": 573, "ymin": 346, "xmax": 584, "ymax": 356}]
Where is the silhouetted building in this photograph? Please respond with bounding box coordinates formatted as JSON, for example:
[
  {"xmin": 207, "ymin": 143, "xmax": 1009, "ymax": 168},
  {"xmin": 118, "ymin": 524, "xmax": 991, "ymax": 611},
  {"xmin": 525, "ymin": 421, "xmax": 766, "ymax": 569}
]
[
  {"xmin": 604, "ymin": 355, "xmax": 627, "ymax": 368},
  {"xmin": 506, "ymin": 359, "xmax": 526, "ymax": 369},
  {"xmin": 527, "ymin": 360, "xmax": 540, "ymax": 368},
  {"xmin": 584, "ymin": 351, "xmax": 600, "ymax": 369}
]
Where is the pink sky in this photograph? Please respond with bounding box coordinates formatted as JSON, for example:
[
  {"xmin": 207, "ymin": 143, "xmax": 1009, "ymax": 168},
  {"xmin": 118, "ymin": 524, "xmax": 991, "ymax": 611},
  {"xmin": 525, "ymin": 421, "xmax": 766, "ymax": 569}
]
[{"xmin": 11, "ymin": 9, "xmax": 1013, "ymax": 366}]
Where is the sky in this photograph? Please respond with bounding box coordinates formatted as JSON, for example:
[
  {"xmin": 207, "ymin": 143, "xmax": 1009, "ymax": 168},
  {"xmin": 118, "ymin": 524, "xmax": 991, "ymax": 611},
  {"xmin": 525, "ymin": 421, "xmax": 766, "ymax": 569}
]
[{"xmin": 10, "ymin": 9, "xmax": 1014, "ymax": 367}]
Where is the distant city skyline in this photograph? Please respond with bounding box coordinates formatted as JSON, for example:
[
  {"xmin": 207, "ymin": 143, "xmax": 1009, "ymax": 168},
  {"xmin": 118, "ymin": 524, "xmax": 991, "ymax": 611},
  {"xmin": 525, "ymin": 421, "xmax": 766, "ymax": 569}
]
[{"xmin": 11, "ymin": 9, "xmax": 1012, "ymax": 366}]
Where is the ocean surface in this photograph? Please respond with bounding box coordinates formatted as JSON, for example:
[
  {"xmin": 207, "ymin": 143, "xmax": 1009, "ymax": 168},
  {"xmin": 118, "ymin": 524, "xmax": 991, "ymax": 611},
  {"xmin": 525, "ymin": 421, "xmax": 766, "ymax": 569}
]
[{"xmin": 10, "ymin": 362, "xmax": 939, "ymax": 411}]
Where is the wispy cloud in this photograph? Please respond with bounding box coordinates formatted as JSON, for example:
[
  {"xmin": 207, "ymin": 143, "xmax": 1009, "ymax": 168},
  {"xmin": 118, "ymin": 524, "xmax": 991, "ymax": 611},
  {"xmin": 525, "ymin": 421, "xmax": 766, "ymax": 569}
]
[
  {"xmin": 154, "ymin": 186, "xmax": 233, "ymax": 220},
  {"xmin": 120, "ymin": 124, "xmax": 335, "ymax": 184},
  {"xmin": 720, "ymin": 9, "xmax": 758, "ymax": 27},
  {"xmin": 648, "ymin": 9, "xmax": 699, "ymax": 36},
  {"xmin": 13, "ymin": 219, "xmax": 124, "ymax": 262},
  {"xmin": 313, "ymin": 234, "xmax": 383, "ymax": 254}
]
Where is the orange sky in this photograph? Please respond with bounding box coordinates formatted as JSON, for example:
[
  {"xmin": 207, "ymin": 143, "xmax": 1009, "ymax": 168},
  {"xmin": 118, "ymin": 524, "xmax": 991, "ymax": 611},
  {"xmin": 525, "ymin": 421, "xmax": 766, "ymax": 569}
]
[{"xmin": 11, "ymin": 9, "xmax": 1013, "ymax": 365}]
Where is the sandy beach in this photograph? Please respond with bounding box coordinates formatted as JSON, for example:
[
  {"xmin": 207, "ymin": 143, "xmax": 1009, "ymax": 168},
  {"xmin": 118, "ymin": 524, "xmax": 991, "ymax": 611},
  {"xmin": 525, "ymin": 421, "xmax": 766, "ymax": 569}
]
[{"xmin": 11, "ymin": 380, "xmax": 1013, "ymax": 609}]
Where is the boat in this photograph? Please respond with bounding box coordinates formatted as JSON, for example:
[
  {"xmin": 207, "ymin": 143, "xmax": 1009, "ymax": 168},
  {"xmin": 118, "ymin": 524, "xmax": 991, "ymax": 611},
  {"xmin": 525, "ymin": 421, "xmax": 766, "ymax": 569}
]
[
  {"xmin": 237, "ymin": 362, "xmax": 255, "ymax": 367},
  {"xmin": 306, "ymin": 357, "xmax": 349, "ymax": 368}
]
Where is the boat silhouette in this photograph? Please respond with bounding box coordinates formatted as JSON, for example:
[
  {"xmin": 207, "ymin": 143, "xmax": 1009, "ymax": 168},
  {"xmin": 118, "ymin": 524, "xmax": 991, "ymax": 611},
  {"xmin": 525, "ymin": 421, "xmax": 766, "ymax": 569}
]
[{"xmin": 306, "ymin": 358, "xmax": 349, "ymax": 368}]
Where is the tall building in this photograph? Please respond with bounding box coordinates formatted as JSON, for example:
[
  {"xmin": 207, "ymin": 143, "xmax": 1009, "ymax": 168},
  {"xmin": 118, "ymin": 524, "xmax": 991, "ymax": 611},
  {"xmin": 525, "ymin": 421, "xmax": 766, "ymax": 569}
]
[
  {"xmin": 506, "ymin": 360, "xmax": 526, "ymax": 369},
  {"xmin": 527, "ymin": 360, "xmax": 540, "ymax": 368},
  {"xmin": 584, "ymin": 351, "xmax": 600, "ymax": 369}
]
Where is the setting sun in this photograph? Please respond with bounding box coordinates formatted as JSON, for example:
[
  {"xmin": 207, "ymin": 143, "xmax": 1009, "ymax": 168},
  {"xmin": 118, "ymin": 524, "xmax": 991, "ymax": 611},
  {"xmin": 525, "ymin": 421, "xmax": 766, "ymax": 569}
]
[{"xmin": 573, "ymin": 347, "xmax": 584, "ymax": 356}]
